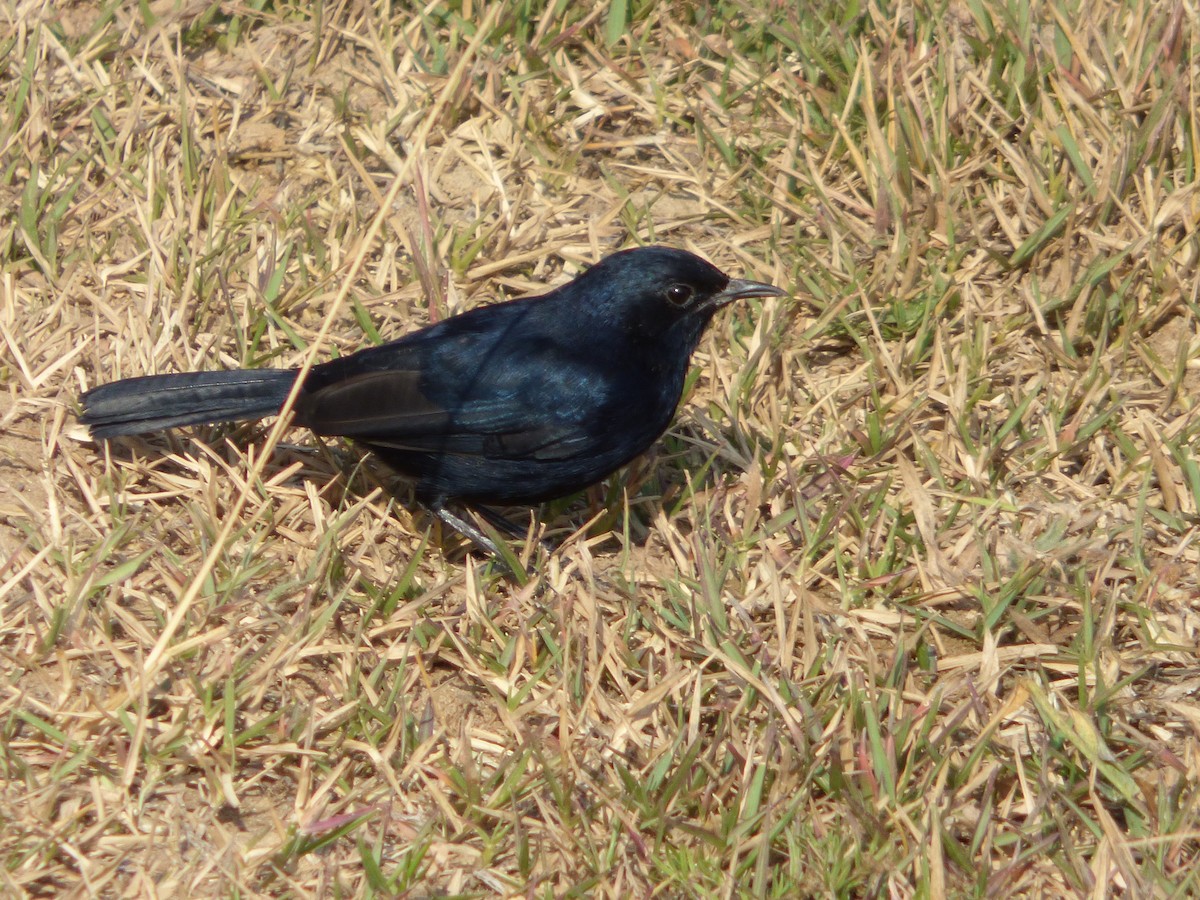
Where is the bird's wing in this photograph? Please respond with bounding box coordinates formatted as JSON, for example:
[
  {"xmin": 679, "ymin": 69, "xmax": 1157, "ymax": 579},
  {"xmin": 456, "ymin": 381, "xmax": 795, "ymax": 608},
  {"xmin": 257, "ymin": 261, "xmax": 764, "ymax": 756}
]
[{"xmin": 294, "ymin": 343, "xmax": 603, "ymax": 462}]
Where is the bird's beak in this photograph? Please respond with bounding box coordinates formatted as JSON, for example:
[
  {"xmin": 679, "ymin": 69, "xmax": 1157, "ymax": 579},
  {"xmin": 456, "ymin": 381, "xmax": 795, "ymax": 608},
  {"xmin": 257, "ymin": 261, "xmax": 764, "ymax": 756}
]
[{"xmin": 712, "ymin": 277, "xmax": 788, "ymax": 308}]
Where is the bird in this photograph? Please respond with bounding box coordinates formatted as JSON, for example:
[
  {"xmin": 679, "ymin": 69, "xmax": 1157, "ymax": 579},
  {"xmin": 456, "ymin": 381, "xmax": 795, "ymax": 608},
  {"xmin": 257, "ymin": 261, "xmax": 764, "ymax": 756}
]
[{"xmin": 80, "ymin": 246, "xmax": 786, "ymax": 555}]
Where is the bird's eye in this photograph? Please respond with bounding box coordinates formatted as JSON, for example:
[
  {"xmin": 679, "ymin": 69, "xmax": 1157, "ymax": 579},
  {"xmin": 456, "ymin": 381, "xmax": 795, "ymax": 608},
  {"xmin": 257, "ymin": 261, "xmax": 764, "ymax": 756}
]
[{"xmin": 665, "ymin": 284, "xmax": 693, "ymax": 306}]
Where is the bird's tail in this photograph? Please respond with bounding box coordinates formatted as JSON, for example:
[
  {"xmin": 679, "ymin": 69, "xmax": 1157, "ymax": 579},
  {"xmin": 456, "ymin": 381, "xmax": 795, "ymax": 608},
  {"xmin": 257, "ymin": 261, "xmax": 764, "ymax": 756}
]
[{"xmin": 80, "ymin": 369, "xmax": 298, "ymax": 438}]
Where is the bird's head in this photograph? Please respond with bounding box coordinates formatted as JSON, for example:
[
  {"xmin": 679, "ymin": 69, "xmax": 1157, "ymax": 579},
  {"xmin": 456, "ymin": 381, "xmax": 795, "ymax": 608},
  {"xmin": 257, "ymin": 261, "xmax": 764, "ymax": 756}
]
[{"xmin": 564, "ymin": 246, "xmax": 785, "ymax": 353}]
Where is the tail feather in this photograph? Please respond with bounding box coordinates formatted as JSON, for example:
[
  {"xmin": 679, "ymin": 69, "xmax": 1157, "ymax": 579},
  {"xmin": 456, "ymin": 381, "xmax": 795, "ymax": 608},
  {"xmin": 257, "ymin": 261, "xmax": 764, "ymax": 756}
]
[{"xmin": 80, "ymin": 369, "xmax": 298, "ymax": 438}]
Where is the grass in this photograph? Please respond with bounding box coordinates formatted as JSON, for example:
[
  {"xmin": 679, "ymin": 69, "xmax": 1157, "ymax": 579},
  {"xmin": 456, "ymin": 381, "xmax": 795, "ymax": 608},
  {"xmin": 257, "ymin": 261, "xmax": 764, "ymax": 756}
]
[{"xmin": 1, "ymin": 0, "xmax": 1198, "ymax": 895}]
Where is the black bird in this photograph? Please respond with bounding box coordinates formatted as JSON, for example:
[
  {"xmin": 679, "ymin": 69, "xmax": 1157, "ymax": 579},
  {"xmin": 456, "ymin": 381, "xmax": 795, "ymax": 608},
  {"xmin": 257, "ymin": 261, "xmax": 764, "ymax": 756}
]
[{"xmin": 80, "ymin": 246, "xmax": 785, "ymax": 553}]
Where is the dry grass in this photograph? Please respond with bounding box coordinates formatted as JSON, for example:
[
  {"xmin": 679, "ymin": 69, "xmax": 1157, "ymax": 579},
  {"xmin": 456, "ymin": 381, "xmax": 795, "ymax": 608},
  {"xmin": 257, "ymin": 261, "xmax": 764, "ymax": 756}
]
[{"xmin": 1, "ymin": 0, "xmax": 1199, "ymax": 896}]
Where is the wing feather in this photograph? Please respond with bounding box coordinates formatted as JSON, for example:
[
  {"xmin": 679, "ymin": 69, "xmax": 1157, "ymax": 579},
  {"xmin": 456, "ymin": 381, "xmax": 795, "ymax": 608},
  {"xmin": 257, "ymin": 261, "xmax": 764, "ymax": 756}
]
[{"xmin": 295, "ymin": 366, "xmax": 595, "ymax": 461}]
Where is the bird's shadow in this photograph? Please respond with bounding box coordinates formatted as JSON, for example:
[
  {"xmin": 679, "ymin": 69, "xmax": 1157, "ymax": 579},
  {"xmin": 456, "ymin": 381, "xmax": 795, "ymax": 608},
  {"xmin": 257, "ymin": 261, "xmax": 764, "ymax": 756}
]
[{"xmin": 88, "ymin": 424, "xmax": 669, "ymax": 569}]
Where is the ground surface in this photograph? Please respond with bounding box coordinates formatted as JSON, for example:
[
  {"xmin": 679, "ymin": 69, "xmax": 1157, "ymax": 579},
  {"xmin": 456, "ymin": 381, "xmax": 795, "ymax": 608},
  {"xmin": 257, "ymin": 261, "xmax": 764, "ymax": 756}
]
[{"xmin": 1, "ymin": 0, "xmax": 1199, "ymax": 896}]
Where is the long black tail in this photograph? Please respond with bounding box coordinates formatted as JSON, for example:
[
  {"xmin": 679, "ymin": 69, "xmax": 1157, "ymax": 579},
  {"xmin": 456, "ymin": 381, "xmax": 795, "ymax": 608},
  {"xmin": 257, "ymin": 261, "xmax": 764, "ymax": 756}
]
[{"xmin": 80, "ymin": 369, "xmax": 298, "ymax": 438}]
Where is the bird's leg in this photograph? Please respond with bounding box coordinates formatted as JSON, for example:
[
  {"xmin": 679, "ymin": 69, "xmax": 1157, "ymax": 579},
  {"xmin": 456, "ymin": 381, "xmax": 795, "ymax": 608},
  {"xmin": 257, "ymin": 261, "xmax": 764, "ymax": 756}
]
[
  {"xmin": 424, "ymin": 501, "xmax": 554, "ymax": 563},
  {"xmin": 427, "ymin": 502, "xmax": 505, "ymax": 559}
]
